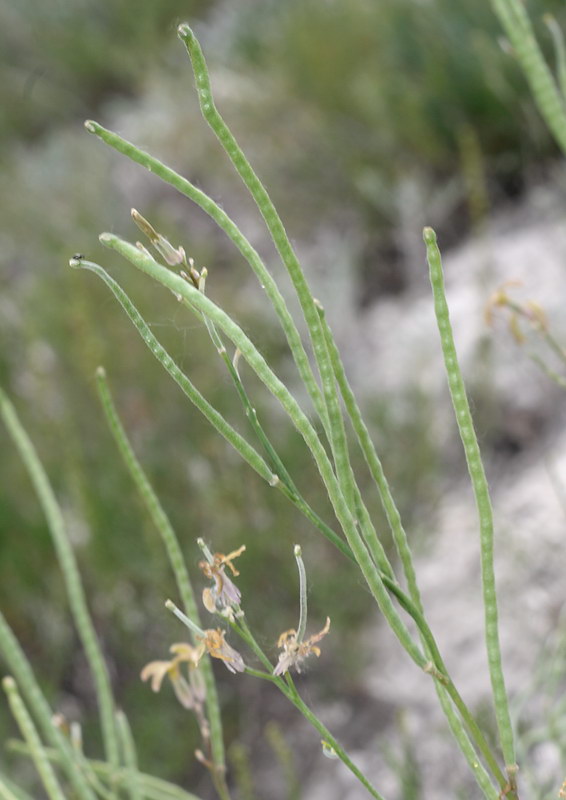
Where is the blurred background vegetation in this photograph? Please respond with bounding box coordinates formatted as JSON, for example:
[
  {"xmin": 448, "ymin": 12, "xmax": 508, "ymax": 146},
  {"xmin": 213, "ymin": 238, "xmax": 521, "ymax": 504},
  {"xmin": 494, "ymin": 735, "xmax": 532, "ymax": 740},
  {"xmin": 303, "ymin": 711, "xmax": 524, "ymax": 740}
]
[{"xmin": 2, "ymin": 0, "xmax": 566, "ymax": 795}]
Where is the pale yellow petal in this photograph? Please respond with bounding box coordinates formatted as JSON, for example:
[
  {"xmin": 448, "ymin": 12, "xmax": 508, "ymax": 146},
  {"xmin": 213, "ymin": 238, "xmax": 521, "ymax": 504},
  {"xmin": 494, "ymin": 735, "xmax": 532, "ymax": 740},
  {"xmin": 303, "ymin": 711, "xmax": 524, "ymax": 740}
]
[{"xmin": 140, "ymin": 660, "xmax": 172, "ymax": 692}]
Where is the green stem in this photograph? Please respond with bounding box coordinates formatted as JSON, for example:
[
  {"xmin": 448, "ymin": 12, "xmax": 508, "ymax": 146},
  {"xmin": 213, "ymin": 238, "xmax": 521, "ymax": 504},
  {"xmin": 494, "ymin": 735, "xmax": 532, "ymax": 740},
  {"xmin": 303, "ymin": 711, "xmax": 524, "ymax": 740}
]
[
  {"xmin": 232, "ymin": 619, "xmax": 385, "ymax": 799},
  {"xmin": 116, "ymin": 711, "xmax": 143, "ymax": 800},
  {"xmin": 0, "ymin": 774, "xmax": 34, "ymax": 800},
  {"xmin": 200, "ymin": 313, "xmax": 359, "ymax": 566},
  {"xmin": 284, "ymin": 684, "xmax": 386, "ymax": 800},
  {"xmin": 2, "ymin": 678, "xmax": 66, "ymax": 800},
  {"xmin": 0, "ymin": 387, "xmax": 120, "ymax": 777},
  {"xmin": 0, "ymin": 613, "xmax": 97, "ymax": 800},
  {"xmin": 200, "ymin": 316, "xmax": 297, "ymax": 492},
  {"xmin": 95, "ymin": 369, "xmax": 228, "ymax": 783},
  {"xmin": 382, "ymin": 577, "xmax": 506, "ymax": 791},
  {"xmin": 529, "ymin": 352, "xmax": 566, "ymax": 390},
  {"xmin": 316, "ymin": 304, "xmax": 412, "ymax": 583},
  {"xmin": 544, "ymin": 14, "xmax": 566, "ymax": 100},
  {"xmin": 424, "ymin": 228, "xmax": 516, "ymax": 776},
  {"xmin": 74, "ymin": 256, "xmax": 351, "ymax": 561},
  {"xmin": 94, "ymin": 238, "xmax": 425, "ymax": 670},
  {"xmin": 8, "ymin": 742, "xmax": 204, "ymax": 800}
]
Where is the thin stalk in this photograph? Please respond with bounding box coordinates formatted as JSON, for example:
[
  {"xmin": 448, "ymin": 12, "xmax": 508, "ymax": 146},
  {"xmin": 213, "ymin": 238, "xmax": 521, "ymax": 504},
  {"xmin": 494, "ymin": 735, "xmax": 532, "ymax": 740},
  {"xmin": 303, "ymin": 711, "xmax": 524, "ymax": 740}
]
[
  {"xmin": 83, "ymin": 120, "xmax": 328, "ymax": 432},
  {"xmin": 383, "ymin": 578, "xmax": 506, "ymax": 790},
  {"xmin": 178, "ymin": 24, "xmax": 363, "ymax": 523},
  {"xmin": 198, "ymin": 313, "xmax": 361, "ymax": 565},
  {"xmin": 0, "ymin": 613, "xmax": 97, "ymax": 800},
  {"xmin": 200, "ymin": 316, "xmax": 297, "ymax": 491},
  {"xmin": 544, "ymin": 15, "xmax": 566, "ymax": 100},
  {"xmin": 316, "ymin": 304, "xmax": 415, "ymax": 590},
  {"xmin": 0, "ymin": 775, "xmax": 34, "ymax": 800},
  {"xmin": 116, "ymin": 711, "xmax": 143, "ymax": 800},
  {"xmin": 93, "ymin": 238, "xmax": 426, "ymax": 670},
  {"xmin": 95, "ymin": 368, "xmax": 228, "ymax": 784},
  {"xmin": 529, "ymin": 352, "xmax": 566, "ymax": 390},
  {"xmin": 424, "ymin": 228, "xmax": 516, "ymax": 778},
  {"xmin": 0, "ymin": 387, "xmax": 120, "ymax": 777},
  {"xmin": 8, "ymin": 743, "xmax": 204, "ymax": 800},
  {"xmin": 73, "ymin": 257, "xmax": 351, "ymax": 561},
  {"xmin": 433, "ymin": 687, "xmax": 500, "ymax": 800},
  {"xmin": 2, "ymin": 677, "xmax": 66, "ymax": 800},
  {"xmin": 231, "ymin": 619, "xmax": 386, "ymax": 800},
  {"xmin": 283, "ymin": 685, "xmax": 386, "ymax": 800}
]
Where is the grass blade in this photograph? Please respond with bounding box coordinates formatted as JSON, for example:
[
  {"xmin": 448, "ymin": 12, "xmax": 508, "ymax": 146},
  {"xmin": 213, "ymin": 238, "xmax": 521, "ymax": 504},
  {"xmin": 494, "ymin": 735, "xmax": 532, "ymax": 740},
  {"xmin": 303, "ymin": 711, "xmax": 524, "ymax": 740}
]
[{"xmin": 0, "ymin": 387, "xmax": 120, "ymax": 778}]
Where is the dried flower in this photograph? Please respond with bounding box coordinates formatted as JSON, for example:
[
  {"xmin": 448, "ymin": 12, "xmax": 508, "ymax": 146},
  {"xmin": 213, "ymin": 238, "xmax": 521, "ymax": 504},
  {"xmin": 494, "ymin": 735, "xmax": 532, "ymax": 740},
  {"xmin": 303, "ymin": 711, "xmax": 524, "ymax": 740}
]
[
  {"xmin": 274, "ymin": 617, "xmax": 330, "ymax": 676},
  {"xmin": 141, "ymin": 642, "xmax": 205, "ymax": 710},
  {"xmin": 131, "ymin": 208, "xmax": 186, "ymax": 266},
  {"xmin": 198, "ymin": 539, "xmax": 246, "ymax": 618},
  {"xmin": 199, "ymin": 628, "xmax": 246, "ymax": 674},
  {"xmin": 273, "ymin": 545, "xmax": 330, "ymax": 676},
  {"xmin": 164, "ymin": 599, "xmax": 246, "ymax": 674}
]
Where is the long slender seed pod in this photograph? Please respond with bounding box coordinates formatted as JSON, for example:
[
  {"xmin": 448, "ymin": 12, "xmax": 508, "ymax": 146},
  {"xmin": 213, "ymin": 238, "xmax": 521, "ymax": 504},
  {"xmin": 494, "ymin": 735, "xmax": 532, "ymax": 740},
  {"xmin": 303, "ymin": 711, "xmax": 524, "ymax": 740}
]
[
  {"xmin": 115, "ymin": 711, "xmax": 143, "ymax": 800},
  {"xmin": 89, "ymin": 240, "xmax": 425, "ymax": 669},
  {"xmin": 491, "ymin": 0, "xmax": 566, "ymax": 155},
  {"xmin": 95, "ymin": 237, "xmax": 506, "ymax": 789},
  {"xmin": 83, "ymin": 120, "xmax": 328, "ymax": 432},
  {"xmin": 293, "ymin": 545, "xmax": 308, "ymax": 643},
  {"xmin": 3, "ymin": 678, "xmax": 66, "ymax": 800},
  {"xmin": 95, "ymin": 369, "xmax": 227, "ymax": 777},
  {"xmin": 178, "ymin": 25, "xmax": 363, "ymax": 524},
  {"xmin": 0, "ymin": 613, "xmax": 97, "ymax": 800},
  {"xmin": 0, "ymin": 388, "xmax": 120, "ymax": 777},
  {"xmin": 424, "ymin": 227, "xmax": 516, "ymax": 777},
  {"xmin": 317, "ymin": 304, "xmax": 410, "ymax": 582},
  {"xmin": 315, "ymin": 310, "xmax": 505, "ymax": 791}
]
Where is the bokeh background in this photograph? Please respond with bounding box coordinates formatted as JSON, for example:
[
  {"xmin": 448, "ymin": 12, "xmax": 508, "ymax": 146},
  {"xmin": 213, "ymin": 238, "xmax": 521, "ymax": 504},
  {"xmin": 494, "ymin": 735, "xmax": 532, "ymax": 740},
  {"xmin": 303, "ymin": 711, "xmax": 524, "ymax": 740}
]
[{"xmin": 3, "ymin": 0, "xmax": 566, "ymax": 797}]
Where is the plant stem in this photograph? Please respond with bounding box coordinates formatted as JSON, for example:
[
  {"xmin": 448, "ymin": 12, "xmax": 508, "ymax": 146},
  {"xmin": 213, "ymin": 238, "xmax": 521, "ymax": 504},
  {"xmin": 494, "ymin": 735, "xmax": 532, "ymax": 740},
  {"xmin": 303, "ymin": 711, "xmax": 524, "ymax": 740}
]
[
  {"xmin": 0, "ymin": 613, "xmax": 97, "ymax": 800},
  {"xmin": 2, "ymin": 678, "xmax": 66, "ymax": 800},
  {"xmin": 94, "ymin": 238, "xmax": 426, "ymax": 670},
  {"xmin": 95, "ymin": 369, "xmax": 228, "ymax": 788},
  {"xmin": 232, "ymin": 619, "xmax": 386, "ymax": 799},
  {"xmin": 0, "ymin": 387, "xmax": 120, "ymax": 781}
]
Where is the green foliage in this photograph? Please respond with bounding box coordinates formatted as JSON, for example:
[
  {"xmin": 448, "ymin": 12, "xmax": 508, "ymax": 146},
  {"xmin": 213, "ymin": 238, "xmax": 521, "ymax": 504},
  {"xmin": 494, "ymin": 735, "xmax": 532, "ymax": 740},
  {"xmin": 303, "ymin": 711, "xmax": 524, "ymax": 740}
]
[{"xmin": 4, "ymin": 1, "xmax": 566, "ymax": 798}]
